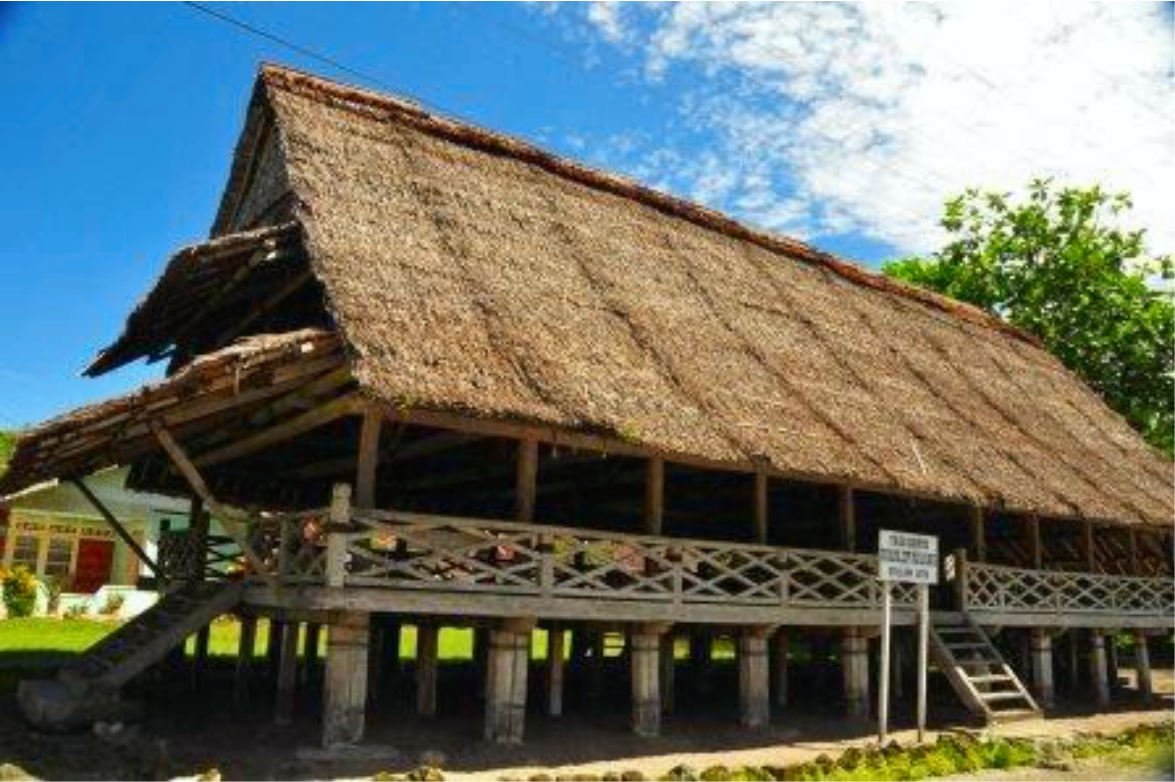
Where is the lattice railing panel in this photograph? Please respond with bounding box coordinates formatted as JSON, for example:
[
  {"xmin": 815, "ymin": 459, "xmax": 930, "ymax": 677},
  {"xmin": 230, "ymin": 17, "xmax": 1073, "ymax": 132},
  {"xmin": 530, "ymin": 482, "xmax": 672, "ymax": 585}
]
[{"xmin": 964, "ymin": 561, "xmax": 1172, "ymax": 617}]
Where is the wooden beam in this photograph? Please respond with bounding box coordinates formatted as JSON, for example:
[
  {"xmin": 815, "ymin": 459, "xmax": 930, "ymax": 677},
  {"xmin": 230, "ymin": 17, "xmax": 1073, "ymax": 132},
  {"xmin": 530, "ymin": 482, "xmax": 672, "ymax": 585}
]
[
  {"xmin": 753, "ymin": 470, "xmax": 769, "ymax": 544},
  {"xmin": 1129, "ymin": 528, "xmax": 1139, "ymax": 573},
  {"xmin": 838, "ymin": 486, "xmax": 856, "ymax": 552},
  {"xmin": 151, "ymin": 422, "xmax": 271, "ymax": 579},
  {"xmin": 515, "ymin": 437, "xmax": 539, "ymax": 523},
  {"xmin": 70, "ymin": 477, "xmax": 163, "ymax": 579},
  {"xmin": 644, "ymin": 457, "xmax": 664, "ymax": 536},
  {"xmin": 194, "ymin": 393, "xmax": 360, "ymax": 467},
  {"xmin": 355, "ymin": 405, "xmax": 383, "ymax": 510},
  {"xmin": 1083, "ymin": 519, "xmax": 1096, "ymax": 573},
  {"xmin": 1027, "ymin": 515, "xmax": 1043, "ymax": 570},
  {"xmin": 969, "ymin": 506, "xmax": 986, "ymax": 562}
]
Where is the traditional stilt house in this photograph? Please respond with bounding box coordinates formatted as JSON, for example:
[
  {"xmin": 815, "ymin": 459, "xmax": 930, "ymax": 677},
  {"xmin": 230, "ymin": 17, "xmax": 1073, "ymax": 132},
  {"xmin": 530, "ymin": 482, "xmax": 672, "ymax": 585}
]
[{"xmin": 4, "ymin": 64, "xmax": 1171, "ymax": 744}]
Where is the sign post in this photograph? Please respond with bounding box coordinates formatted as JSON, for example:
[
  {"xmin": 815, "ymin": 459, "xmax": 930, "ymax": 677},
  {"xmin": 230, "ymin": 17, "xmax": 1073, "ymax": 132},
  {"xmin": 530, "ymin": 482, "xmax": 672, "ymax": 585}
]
[{"xmin": 877, "ymin": 530, "xmax": 939, "ymax": 745}]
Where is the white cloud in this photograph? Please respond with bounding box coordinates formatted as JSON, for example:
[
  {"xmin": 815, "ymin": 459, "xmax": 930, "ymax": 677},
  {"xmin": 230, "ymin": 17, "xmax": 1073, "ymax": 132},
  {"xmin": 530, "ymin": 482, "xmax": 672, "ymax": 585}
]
[{"xmin": 578, "ymin": 2, "xmax": 1175, "ymax": 256}]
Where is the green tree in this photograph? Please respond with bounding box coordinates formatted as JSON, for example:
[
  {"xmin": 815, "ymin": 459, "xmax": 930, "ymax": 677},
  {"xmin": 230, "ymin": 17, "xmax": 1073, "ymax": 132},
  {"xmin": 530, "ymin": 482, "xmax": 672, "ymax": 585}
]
[
  {"xmin": 0, "ymin": 430, "xmax": 14, "ymax": 476},
  {"xmin": 883, "ymin": 180, "xmax": 1174, "ymax": 457}
]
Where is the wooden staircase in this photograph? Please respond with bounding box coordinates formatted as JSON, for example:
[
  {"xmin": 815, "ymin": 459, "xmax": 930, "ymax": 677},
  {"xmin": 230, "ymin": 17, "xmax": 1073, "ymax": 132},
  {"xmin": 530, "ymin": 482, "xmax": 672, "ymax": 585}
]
[
  {"xmin": 17, "ymin": 580, "xmax": 243, "ymax": 730},
  {"xmin": 929, "ymin": 615, "xmax": 1041, "ymax": 724}
]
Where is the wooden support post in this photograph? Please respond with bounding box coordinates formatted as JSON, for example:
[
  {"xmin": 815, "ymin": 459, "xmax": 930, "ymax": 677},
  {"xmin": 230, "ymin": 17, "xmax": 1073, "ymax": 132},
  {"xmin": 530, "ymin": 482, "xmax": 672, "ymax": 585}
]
[
  {"xmin": 1030, "ymin": 629, "xmax": 1054, "ymax": 709},
  {"xmin": 645, "ymin": 458, "xmax": 664, "ymax": 536},
  {"xmin": 631, "ymin": 626, "xmax": 664, "ymax": 737},
  {"xmin": 545, "ymin": 625, "xmax": 565, "ymax": 717},
  {"xmin": 474, "ymin": 627, "xmax": 489, "ymax": 701},
  {"xmin": 302, "ymin": 622, "xmax": 322, "ymax": 686},
  {"xmin": 1067, "ymin": 631, "xmax": 1080, "ymax": 695},
  {"xmin": 1129, "ymin": 529, "xmax": 1139, "ymax": 573},
  {"xmin": 969, "ymin": 506, "xmax": 986, "ymax": 562},
  {"xmin": 842, "ymin": 628, "xmax": 870, "ymax": 718},
  {"xmin": 276, "ymin": 621, "xmax": 300, "ymax": 725},
  {"xmin": 891, "ymin": 632, "xmax": 905, "ymax": 700},
  {"xmin": 192, "ymin": 626, "xmax": 210, "ymax": 689},
  {"xmin": 267, "ymin": 619, "xmax": 285, "ymax": 682},
  {"xmin": 739, "ymin": 629, "xmax": 771, "ymax": 728},
  {"xmin": 485, "ymin": 619, "xmax": 532, "ymax": 744},
  {"xmin": 416, "ymin": 624, "xmax": 439, "ymax": 717},
  {"xmin": 516, "ymin": 437, "xmax": 539, "ymax": 524},
  {"xmin": 1089, "ymin": 631, "xmax": 1109, "ymax": 708},
  {"xmin": 355, "ymin": 406, "xmax": 382, "ymax": 510},
  {"xmin": 323, "ymin": 611, "xmax": 370, "ymax": 748},
  {"xmin": 660, "ymin": 635, "xmax": 676, "ymax": 715},
  {"xmin": 1106, "ymin": 633, "xmax": 1121, "ymax": 696},
  {"xmin": 367, "ymin": 620, "xmax": 385, "ymax": 704},
  {"xmin": 838, "ymin": 486, "xmax": 856, "ymax": 552},
  {"xmin": 753, "ymin": 470, "xmax": 769, "ymax": 544},
  {"xmin": 1133, "ymin": 631, "xmax": 1153, "ymax": 702},
  {"xmin": 234, "ymin": 615, "xmax": 257, "ymax": 711},
  {"xmin": 771, "ymin": 629, "xmax": 789, "ymax": 709},
  {"xmin": 588, "ymin": 630, "xmax": 605, "ymax": 707},
  {"xmin": 1083, "ymin": 520, "xmax": 1096, "ymax": 572},
  {"xmin": 1027, "ymin": 515, "xmax": 1042, "ymax": 570},
  {"xmin": 386, "ymin": 620, "xmax": 403, "ymax": 683}
]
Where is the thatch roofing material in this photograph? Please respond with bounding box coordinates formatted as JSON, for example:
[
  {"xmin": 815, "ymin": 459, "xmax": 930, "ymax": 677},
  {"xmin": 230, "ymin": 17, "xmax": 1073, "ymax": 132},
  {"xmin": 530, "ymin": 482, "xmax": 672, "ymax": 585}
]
[
  {"xmin": 1, "ymin": 330, "xmax": 343, "ymax": 494},
  {"xmin": 85, "ymin": 222, "xmax": 304, "ymax": 376},
  {"xmin": 252, "ymin": 65, "xmax": 1168, "ymax": 528}
]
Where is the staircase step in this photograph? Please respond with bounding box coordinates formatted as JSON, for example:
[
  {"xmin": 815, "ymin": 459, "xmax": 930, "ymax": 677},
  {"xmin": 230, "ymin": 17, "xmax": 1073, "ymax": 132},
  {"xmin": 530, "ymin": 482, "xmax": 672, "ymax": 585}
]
[
  {"xmin": 946, "ymin": 642, "xmax": 992, "ymax": 651},
  {"xmin": 967, "ymin": 674, "xmax": 1014, "ymax": 684},
  {"xmin": 980, "ymin": 691, "xmax": 1032, "ymax": 702}
]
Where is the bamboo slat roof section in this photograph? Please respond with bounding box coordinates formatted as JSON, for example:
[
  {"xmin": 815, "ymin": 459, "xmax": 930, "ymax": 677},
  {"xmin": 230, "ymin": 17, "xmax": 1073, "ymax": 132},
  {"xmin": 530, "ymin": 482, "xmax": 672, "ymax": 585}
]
[
  {"xmin": 1, "ymin": 330, "xmax": 344, "ymax": 494},
  {"xmin": 6, "ymin": 63, "xmax": 1171, "ymax": 529}
]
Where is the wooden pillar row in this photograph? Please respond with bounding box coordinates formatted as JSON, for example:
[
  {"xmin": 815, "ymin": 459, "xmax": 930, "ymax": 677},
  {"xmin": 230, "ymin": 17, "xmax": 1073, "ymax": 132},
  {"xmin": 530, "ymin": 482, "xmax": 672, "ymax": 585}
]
[
  {"xmin": 322, "ymin": 612, "xmax": 370, "ymax": 748},
  {"xmin": 739, "ymin": 629, "xmax": 771, "ymax": 728},
  {"xmin": 753, "ymin": 470, "xmax": 769, "ymax": 544},
  {"xmin": 969, "ymin": 506, "xmax": 986, "ymax": 562},
  {"xmin": 645, "ymin": 458, "xmax": 664, "ymax": 536}
]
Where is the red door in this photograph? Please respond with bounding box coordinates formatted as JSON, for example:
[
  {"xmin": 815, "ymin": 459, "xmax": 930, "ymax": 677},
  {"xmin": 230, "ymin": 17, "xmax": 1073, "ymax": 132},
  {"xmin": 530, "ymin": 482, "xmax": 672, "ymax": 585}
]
[{"xmin": 74, "ymin": 539, "xmax": 115, "ymax": 593}]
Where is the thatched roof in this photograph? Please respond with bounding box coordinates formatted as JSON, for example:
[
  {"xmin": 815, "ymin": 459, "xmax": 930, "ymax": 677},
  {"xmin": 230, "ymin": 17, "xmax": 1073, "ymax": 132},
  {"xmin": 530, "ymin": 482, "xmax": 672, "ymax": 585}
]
[
  {"xmin": 6, "ymin": 64, "xmax": 1172, "ymax": 529},
  {"xmin": 1, "ymin": 330, "xmax": 345, "ymax": 494}
]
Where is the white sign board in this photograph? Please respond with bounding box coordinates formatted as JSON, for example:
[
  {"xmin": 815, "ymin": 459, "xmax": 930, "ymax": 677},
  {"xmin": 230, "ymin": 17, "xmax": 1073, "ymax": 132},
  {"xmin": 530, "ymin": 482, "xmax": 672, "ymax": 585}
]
[{"xmin": 878, "ymin": 530, "xmax": 939, "ymax": 584}]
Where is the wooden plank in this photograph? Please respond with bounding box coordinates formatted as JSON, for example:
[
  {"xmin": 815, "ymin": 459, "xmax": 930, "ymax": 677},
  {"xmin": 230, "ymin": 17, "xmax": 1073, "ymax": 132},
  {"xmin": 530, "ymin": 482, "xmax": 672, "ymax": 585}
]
[
  {"xmin": 970, "ymin": 507, "xmax": 987, "ymax": 562},
  {"xmin": 70, "ymin": 478, "xmax": 163, "ymax": 579},
  {"xmin": 515, "ymin": 437, "xmax": 538, "ymax": 524},
  {"xmin": 644, "ymin": 457, "xmax": 664, "ymax": 536},
  {"xmin": 839, "ymin": 486, "xmax": 856, "ymax": 552},
  {"xmin": 1027, "ymin": 515, "xmax": 1043, "ymax": 570},
  {"xmin": 355, "ymin": 405, "xmax": 383, "ymax": 510},
  {"xmin": 753, "ymin": 470, "xmax": 769, "ymax": 544}
]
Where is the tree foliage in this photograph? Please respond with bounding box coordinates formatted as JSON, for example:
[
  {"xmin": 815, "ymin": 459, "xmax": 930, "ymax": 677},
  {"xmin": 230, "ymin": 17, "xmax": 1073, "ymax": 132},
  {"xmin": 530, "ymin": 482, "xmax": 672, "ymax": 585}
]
[
  {"xmin": 883, "ymin": 180, "xmax": 1174, "ymax": 457},
  {"xmin": 0, "ymin": 430, "xmax": 14, "ymax": 476}
]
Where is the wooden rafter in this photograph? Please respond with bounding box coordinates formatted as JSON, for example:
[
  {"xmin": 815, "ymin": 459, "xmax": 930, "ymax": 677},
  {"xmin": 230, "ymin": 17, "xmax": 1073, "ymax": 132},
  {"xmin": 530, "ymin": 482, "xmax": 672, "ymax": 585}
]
[
  {"xmin": 216, "ymin": 268, "xmax": 314, "ymax": 346},
  {"xmin": 194, "ymin": 393, "xmax": 361, "ymax": 468},
  {"xmin": 70, "ymin": 477, "xmax": 163, "ymax": 580}
]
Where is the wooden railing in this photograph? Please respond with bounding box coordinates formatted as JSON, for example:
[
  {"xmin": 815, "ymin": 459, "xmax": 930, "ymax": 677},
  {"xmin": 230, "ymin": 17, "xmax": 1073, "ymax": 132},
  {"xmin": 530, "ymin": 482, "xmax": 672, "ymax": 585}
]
[
  {"xmin": 264, "ymin": 508, "xmax": 920, "ymax": 612},
  {"xmin": 950, "ymin": 551, "xmax": 1173, "ymax": 619}
]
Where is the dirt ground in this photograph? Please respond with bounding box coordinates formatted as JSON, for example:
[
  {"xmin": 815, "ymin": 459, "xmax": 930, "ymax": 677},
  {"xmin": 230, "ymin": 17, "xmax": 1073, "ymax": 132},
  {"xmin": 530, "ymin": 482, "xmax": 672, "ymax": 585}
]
[{"xmin": 0, "ymin": 662, "xmax": 1171, "ymax": 780}]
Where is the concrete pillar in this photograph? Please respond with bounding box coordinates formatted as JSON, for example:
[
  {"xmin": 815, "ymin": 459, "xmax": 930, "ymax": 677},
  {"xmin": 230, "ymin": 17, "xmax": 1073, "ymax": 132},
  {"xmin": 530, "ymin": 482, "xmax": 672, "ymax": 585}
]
[
  {"xmin": 771, "ymin": 630, "xmax": 789, "ymax": 709},
  {"xmin": 234, "ymin": 615, "xmax": 257, "ymax": 711},
  {"xmin": 842, "ymin": 629, "xmax": 870, "ymax": 718},
  {"xmin": 630, "ymin": 629, "xmax": 662, "ymax": 737},
  {"xmin": 276, "ymin": 621, "xmax": 301, "ymax": 725},
  {"xmin": 1133, "ymin": 631, "xmax": 1153, "ymax": 702},
  {"xmin": 416, "ymin": 624, "xmax": 439, "ymax": 717},
  {"xmin": 485, "ymin": 620, "xmax": 531, "ymax": 744},
  {"xmin": 545, "ymin": 626, "xmax": 565, "ymax": 717},
  {"xmin": 323, "ymin": 612, "xmax": 370, "ymax": 748},
  {"xmin": 1030, "ymin": 629, "xmax": 1055, "ymax": 709},
  {"xmin": 660, "ymin": 635, "xmax": 676, "ymax": 715},
  {"xmin": 1090, "ymin": 631, "xmax": 1110, "ymax": 708},
  {"xmin": 739, "ymin": 630, "xmax": 770, "ymax": 728}
]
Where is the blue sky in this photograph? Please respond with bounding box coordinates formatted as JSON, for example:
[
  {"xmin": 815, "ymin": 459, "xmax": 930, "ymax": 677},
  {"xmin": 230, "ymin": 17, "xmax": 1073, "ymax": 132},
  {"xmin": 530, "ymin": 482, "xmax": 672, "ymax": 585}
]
[{"xmin": 1, "ymin": 3, "xmax": 1171, "ymax": 427}]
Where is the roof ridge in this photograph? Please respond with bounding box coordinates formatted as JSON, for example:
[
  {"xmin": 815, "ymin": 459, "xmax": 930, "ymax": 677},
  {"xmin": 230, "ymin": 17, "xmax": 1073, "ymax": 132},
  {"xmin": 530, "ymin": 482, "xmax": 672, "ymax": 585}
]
[{"xmin": 255, "ymin": 62, "xmax": 1040, "ymax": 348}]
